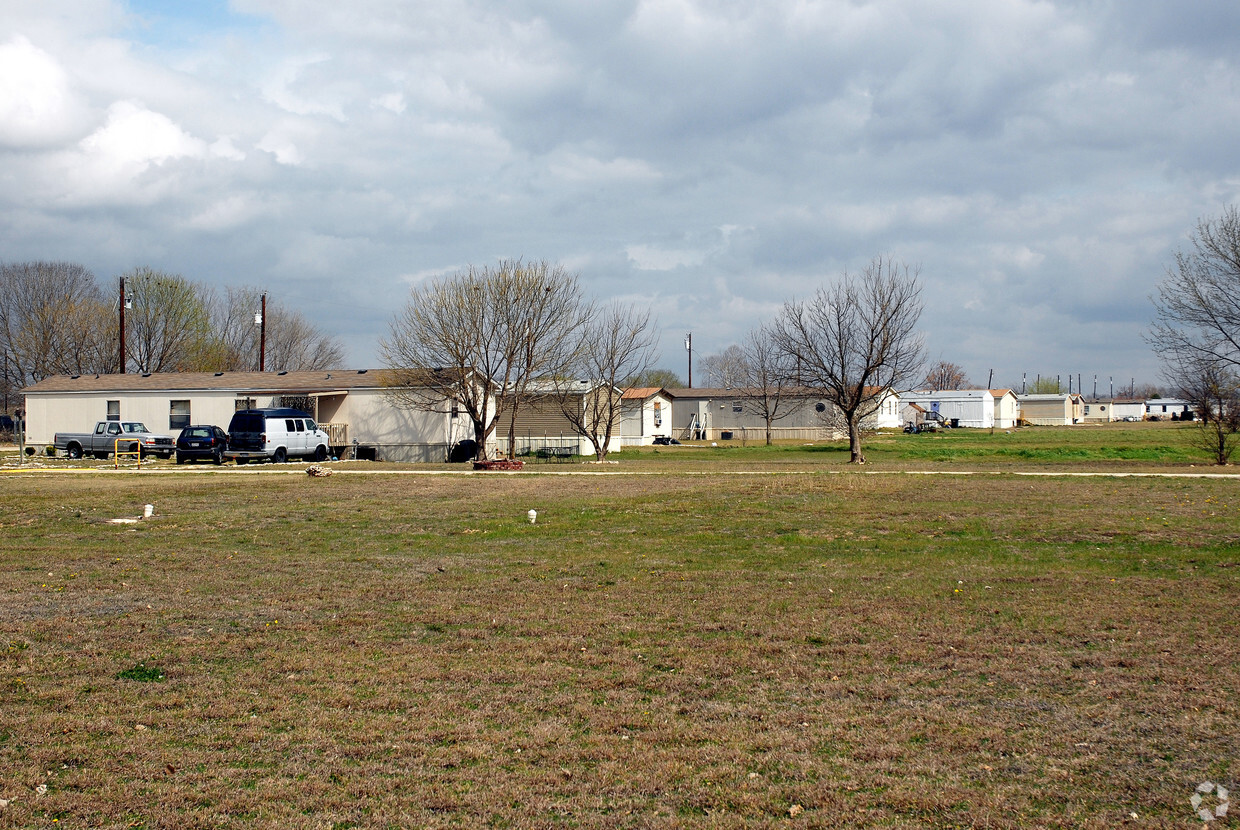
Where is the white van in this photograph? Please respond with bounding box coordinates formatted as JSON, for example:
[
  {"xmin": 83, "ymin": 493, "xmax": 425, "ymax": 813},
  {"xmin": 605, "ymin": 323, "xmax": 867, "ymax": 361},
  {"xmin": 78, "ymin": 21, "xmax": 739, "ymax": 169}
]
[{"xmin": 225, "ymin": 408, "xmax": 331, "ymax": 464}]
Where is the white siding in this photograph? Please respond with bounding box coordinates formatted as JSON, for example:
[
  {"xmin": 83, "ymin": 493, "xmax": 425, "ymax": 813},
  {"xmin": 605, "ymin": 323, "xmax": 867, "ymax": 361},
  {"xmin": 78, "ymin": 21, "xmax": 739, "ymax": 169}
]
[{"xmin": 900, "ymin": 391, "xmax": 994, "ymax": 428}]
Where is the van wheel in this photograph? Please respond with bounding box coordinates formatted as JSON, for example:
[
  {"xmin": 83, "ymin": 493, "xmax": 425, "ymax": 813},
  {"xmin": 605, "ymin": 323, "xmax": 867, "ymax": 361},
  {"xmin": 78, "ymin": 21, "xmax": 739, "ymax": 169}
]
[
  {"xmin": 314, "ymin": 445, "xmax": 328, "ymax": 462},
  {"xmin": 273, "ymin": 448, "xmax": 287, "ymax": 464}
]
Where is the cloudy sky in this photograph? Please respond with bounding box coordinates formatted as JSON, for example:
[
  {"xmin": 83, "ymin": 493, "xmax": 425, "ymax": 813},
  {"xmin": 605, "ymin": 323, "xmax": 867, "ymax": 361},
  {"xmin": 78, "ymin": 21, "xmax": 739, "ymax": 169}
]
[{"xmin": 3, "ymin": 0, "xmax": 1239, "ymax": 390}]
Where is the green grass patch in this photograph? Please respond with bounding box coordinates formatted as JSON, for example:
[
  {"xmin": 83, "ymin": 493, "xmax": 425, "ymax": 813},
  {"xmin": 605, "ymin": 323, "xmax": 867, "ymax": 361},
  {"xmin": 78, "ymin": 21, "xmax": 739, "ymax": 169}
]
[
  {"xmin": 115, "ymin": 662, "xmax": 166, "ymax": 682},
  {"xmin": 0, "ymin": 434, "xmax": 1237, "ymax": 827}
]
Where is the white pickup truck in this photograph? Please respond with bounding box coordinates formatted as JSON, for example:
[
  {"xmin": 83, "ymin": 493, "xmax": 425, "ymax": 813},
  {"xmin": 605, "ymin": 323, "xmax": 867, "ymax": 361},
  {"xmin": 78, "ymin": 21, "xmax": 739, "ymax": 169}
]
[{"xmin": 53, "ymin": 421, "xmax": 176, "ymax": 459}]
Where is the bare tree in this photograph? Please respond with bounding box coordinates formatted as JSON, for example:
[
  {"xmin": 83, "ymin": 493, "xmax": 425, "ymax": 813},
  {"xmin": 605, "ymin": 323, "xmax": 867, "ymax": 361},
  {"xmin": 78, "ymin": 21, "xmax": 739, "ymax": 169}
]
[
  {"xmin": 922, "ymin": 360, "xmax": 971, "ymax": 390},
  {"xmin": 553, "ymin": 301, "xmax": 658, "ymax": 460},
  {"xmin": 498, "ymin": 262, "xmax": 590, "ymax": 458},
  {"xmin": 1151, "ymin": 206, "xmax": 1240, "ymax": 372},
  {"xmin": 735, "ymin": 325, "xmax": 804, "ymax": 445},
  {"xmin": 623, "ymin": 368, "xmax": 683, "ymax": 388},
  {"xmin": 771, "ymin": 256, "xmax": 925, "ymax": 463},
  {"xmin": 123, "ymin": 268, "xmax": 215, "ymax": 373},
  {"xmin": 698, "ymin": 345, "xmax": 748, "ymax": 388},
  {"xmin": 208, "ymin": 286, "xmax": 344, "ymax": 372},
  {"xmin": 0, "ymin": 261, "xmax": 114, "ymax": 386},
  {"xmin": 381, "ymin": 260, "xmax": 588, "ymax": 460},
  {"xmin": 1171, "ymin": 354, "xmax": 1240, "ymax": 464},
  {"xmin": 264, "ymin": 305, "xmax": 346, "ymax": 372}
]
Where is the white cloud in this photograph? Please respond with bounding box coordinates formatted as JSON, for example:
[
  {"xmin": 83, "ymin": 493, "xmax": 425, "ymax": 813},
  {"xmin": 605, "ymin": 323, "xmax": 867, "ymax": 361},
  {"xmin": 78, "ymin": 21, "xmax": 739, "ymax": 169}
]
[
  {"xmin": 0, "ymin": 35, "xmax": 87, "ymax": 147},
  {"xmin": 209, "ymin": 136, "xmax": 246, "ymax": 161},
  {"xmin": 256, "ymin": 131, "xmax": 303, "ymax": 165},
  {"xmin": 371, "ymin": 92, "xmax": 405, "ymax": 113},
  {"xmin": 547, "ymin": 151, "xmax": 661, "ymax": 184},
  {"xmin": 79, "ymin": 100, "xmax": 206, "ymax": 172},
  {"xmin": 626, "ymin": 244, "xmax": 706, "ymax": 271},
  {"xmin": 3, "ymin": 0, "xmax": 1239, "ymax": 380}
]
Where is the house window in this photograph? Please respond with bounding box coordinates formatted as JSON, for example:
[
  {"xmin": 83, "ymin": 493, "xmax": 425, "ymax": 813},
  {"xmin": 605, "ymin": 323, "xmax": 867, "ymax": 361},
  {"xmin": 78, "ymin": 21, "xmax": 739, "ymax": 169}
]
[
  {"xmin": 107, "ymin": 400, "xmax": 120, "ymax": 421},
  {"xmin": 732, "ymin": 401, "xmax": 742, "ymax": 413},
  {"xmin": 170, "ymin": 400, "xmax": 191, "ymax": 431},
  {"xmin": 236, "ymin": 398, "xmax": 255, "ymax": 411},
  {"xmin": 815, "ymin": 402, "xmax": 827, "ymax": 413}
]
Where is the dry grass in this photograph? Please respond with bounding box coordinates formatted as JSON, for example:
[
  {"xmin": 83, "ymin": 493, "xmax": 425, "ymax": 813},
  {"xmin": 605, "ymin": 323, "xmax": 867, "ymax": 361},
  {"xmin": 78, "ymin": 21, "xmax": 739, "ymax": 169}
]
[{"xmin": 0, "ymin": 469, "xmax": 1237, "ymax": 828}]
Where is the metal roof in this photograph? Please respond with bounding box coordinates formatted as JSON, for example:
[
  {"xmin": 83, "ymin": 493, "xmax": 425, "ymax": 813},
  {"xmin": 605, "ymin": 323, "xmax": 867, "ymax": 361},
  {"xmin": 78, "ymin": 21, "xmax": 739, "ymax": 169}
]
[{"xmin": 22, "ymin": 368, "xmax": 401, "ymax": 395}]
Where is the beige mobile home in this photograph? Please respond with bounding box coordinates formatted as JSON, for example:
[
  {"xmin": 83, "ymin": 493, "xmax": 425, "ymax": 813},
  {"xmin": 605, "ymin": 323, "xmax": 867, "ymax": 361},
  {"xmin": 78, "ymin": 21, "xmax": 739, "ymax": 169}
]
[
  {"xmin": 666, "ymin": 387, "xmax": 900, "ymax": 442},
  {"xmin": 1017, "ymin": 393, "xmax": 1076, "ymax": 425},
  {"xmin": 22, "ymin": 369, "xmax": 482, "ymax": 462},
  {"xmin": 496, "ymin": 381, "xmax": 621, "ymax": 456}
]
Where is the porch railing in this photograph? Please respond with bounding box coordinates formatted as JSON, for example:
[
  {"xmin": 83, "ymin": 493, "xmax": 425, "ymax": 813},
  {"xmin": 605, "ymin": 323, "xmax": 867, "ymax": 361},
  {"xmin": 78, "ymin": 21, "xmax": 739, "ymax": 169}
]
[{"xmin": 321, "ymin": 422, "xmax": 348, "ymax": 446}]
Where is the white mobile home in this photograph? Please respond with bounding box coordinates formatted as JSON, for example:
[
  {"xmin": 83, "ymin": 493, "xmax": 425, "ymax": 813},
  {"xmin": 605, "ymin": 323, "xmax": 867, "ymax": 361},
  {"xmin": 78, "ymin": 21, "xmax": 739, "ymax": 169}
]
[
  {"xmin": 22, "ymin": 369, "xmax": 483, "ymax": 462},
  {"xmin": 1145, "ymin": 398, "xmax": 1193, "ymax": 419},
  {"xmin": 900, "ymin": 390, "xmax": 995, "ymax": 428},
  {"xmin": 1110, "ymin": 399, "xmax": 1146, "ymax": 421}
]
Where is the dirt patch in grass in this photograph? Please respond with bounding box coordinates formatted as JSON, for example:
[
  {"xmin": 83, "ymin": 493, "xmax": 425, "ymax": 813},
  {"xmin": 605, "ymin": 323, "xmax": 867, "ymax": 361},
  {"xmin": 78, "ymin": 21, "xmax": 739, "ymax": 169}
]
[{"xmin": 1, "ymin": 472, "xmax": 1237, "ymax": 827}]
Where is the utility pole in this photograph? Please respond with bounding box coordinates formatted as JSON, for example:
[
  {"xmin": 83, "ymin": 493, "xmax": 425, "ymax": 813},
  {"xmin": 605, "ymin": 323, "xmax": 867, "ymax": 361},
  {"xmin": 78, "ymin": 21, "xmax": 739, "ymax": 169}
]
[
  {"xmin": 118, "ymin": 277, "xmax": 127, "ymax": 374},
  {"xmin": 684, "ymin": 332, "xmax": 692, "ymax": 388},
  {"xmin": 258, "ymin": 292, "xmax": 267, "ymax": 372},
  {"xmin": 986, "ymin": 368, "xmax": 993, "ymax": 390}
]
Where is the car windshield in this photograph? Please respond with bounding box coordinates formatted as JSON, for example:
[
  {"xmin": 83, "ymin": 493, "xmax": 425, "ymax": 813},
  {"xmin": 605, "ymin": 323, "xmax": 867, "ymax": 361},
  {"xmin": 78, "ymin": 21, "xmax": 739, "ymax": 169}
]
[{"xmin": 121, "ymin": 422, "xmax": 150, "ymax": 433}]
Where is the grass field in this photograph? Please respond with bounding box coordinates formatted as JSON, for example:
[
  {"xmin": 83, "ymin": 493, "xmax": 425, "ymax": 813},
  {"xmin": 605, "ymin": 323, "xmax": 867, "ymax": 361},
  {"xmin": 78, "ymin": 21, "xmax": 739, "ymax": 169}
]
[{"xmin": 1, "ymin": 423, "xmax": 1238, "ymax": 828}]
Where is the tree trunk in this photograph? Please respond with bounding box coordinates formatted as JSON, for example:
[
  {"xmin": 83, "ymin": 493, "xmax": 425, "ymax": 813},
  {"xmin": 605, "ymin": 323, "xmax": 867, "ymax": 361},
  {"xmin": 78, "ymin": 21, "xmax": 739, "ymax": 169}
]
[
  {"xmin": 848, "ymin": 416, "xmax": 865, "ymax": 464},
  {"xmin": 765, "ymin": 417, "xmax": 773, "ymax": 446},
  {"xmin": 473, "ymin": 419, "xmax": 488, "ymax": 461}
]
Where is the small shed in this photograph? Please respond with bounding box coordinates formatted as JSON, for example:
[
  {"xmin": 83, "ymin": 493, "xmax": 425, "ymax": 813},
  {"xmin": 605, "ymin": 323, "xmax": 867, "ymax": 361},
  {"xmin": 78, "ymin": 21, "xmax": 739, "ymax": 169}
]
[
  {"xmin": 990, "ymin": 389, "xmax": 1020, "ymax": 429},
  {"xmin": 619, "ymin": 387, "xmax": 674, "ymax": 445}
]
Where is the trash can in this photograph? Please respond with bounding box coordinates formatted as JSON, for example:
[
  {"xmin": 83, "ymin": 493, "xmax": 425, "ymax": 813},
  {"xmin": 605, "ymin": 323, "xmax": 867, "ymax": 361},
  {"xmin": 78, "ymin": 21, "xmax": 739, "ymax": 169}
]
[
  {"xmin": 720, "ymin": 430, "xmax": 733, "ymax": 440},
  {"xmin": 950, "ymin": 419, "xmax": 959, "ymax": 428}
]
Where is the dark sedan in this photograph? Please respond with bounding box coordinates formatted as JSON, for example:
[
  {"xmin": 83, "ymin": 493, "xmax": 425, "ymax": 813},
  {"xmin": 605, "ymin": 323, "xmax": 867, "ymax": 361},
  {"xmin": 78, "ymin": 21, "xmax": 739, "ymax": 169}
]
[{"xmin": 176, "ymin": 425, "xmax": 229, "ymax": 465}]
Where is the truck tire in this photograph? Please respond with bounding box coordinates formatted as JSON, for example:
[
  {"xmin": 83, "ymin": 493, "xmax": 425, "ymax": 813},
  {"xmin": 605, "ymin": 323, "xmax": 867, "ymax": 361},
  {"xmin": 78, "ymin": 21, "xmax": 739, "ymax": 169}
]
[
  {"xmin": 314, "ymin": 445, "xmax": 328, "ymax": 462},
  {"xmin": 272, "ymin": 447, "xmax": 287, "ymax": 464},
  {"xmin": 66, "ymin": 444, "xmax": 83, "ymax": 459}
]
